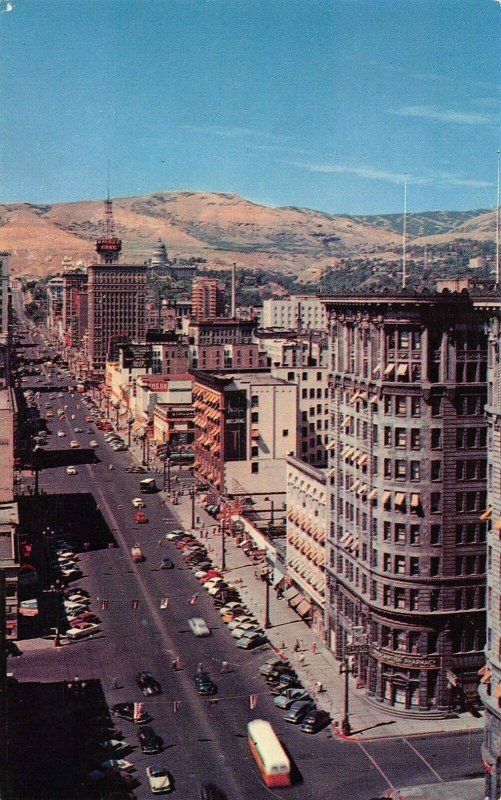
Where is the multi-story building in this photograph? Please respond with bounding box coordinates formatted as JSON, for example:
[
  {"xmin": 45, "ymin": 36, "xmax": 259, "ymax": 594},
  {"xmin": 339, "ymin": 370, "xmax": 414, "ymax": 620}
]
[
  {"xmin": 0, "ymin": 252, "xmax": 10, "ymax": 347},
  {"xmin": 286, "ymin": 455, "xmax": 327, "ymax": 635},
  {"xmin": 193, "ymin": 371, "xmax": 297, "ymax": 501},
  {"xmin": 191, "ymin": 277, "xmax": 226, "ymax": 321},
  {"xmin": 262, "ymin": 295, "xmax": 328, "ymax": 332},
  {"xmin": 188, "ymin": 318, "xmax": 265, "ymax": 371},
  {"xmin": 323, "ymin": 290, "xmax": 488, "ymax": 715},
  {"xmin": 62, "ymin": 268, "xmax": 88, "ymax": 348},
  {"xmin": 150, "ymin": 238, "xmax": 169, "ymax": 277},
  {"xmin": 474, "ymin": 297, "xmax": 501, "ymax": 799},
  {"xmin": 87, "ymin": 263, "xmax": 147, "ymax": 373},
  {"xmin": 147, "ymin": 331, "xmax": 190, "ymax": 375},
  {"xmin": 46, "ymin": 277, "xmax": 64, "ymax": 332},
  {"xmin": 261, "ymin": 335, "xmax": 330, "ymax": 467}
]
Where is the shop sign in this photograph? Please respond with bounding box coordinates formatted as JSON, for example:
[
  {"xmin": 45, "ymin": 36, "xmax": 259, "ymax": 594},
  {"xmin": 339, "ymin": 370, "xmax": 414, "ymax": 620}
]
[{"xmin": 372, "ymin": 644, "xmax": 439, "ymax": 670}]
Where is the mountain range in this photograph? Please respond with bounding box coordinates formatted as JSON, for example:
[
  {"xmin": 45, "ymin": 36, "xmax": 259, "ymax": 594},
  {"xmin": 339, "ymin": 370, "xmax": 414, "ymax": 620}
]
[{"xmin": 0, "ymin": 191, "xmax": 496, "ymax": 279}]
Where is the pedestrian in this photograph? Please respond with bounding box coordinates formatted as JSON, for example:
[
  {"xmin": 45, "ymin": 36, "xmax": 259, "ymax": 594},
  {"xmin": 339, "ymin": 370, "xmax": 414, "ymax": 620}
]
[
  {"xmin": 172, "ymin": 657, "xmax": 179, "ymax": 671},
  {"xmin": 298, "ymin": 654, "xmax": 305, "ymax": 667},
  {"xmin": 221, "ymin": 660, "xmax": 229, "ymax": 674},
  {"xmin": 311, "ymin": 641, "xmax": 317, "ymax": 655},
  {"xmin": 111, "ymin": 676, "xmax": 120, "ymax": 690},
  {"xmin": 197, "ymin": 661, "xmax": 203, "ymax": 673},
  {"xmin": 315, "ymin": 681, "xmax": 323, "ymax": 694},
  {"xmin": 294, "ymin": 639, "xmax": 301, "ymax": 653}
]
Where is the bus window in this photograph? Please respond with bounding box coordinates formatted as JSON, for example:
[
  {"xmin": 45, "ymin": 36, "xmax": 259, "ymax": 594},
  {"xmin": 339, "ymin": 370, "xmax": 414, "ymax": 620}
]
[{"xmin": 247, "ymin": 720, "xmax": 291, "ymax": 788}]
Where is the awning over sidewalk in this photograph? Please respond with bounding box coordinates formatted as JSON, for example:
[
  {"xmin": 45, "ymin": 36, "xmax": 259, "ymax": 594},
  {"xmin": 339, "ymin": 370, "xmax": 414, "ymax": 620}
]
[
  {"xmin": 296, "ymin": 599, "xmax": 312, "ymax": 619},
  {"xmin": 283, "ymin": 586, "xmax": 299, "ymax": 603},
  {"xmin": 289, "ymin": 593, "xmax": 303, "ymax": 610}
]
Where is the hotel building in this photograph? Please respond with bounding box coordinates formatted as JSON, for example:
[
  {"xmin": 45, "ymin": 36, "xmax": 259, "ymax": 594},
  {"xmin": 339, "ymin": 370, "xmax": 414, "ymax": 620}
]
[{"xmin": 323, "ymin": 290, "xmax": 488, "ymax": 715}]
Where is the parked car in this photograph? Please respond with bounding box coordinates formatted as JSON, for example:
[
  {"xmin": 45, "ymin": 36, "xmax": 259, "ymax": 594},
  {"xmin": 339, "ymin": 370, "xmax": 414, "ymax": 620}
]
[
  {"xmin": 137, "ymin": 725, "xmax": 163, "ymax": 755},
  {"xmin": 231, "ymin": 622, "xmax": 262, "ymax": 639},
  {"xmin": 146, "ymin": 765, "xmax": 172, "ymax": 794},
  {"xmin": 284, "ymin": 700, "xmax": 316, "ymax": 724},
  {"xmin": 111, "ymin": 702, "xmax": 149, "ymax": 724},
  {"xmin": 300, "ymin": 708, "xmax": 331, "ymax": 734},
  {"xmin": 236, "ymin": 631, "xmax": 268, "ymax": 649},
  {"xmin": 227, "ymin": 615, "xmax": 256, "ymax": 631},
  {"xmin": 274, "ymin": 687, "xmax": 311, "ymax": 709},
  {"xmin": 188, "ymin": 617, "xmax": 210, "ymax": 637},
  {"xmin": 269, "ymin": 672, "xmax": 301, "ymax": 694},
  {"xmin": 71, "ymin": 611, "xmax": 101, "ymax": 624},
  {"xmin": 66, "ymin": 622, "xmax": 101, "ymax": 640},
  {"xmin": 194, "ymin": 671, "xmax": 217, "ymax": 695},
  {"xmin": 136, "ymin": 672, "xmax": 162, "ymax": 697},
  {"xmin": 222, "ymin": 608, "xmax": 248, "ymax": 622},
  {"xmin": 164, "ymin": 529, "xmax": 185, "ymax": 540}
]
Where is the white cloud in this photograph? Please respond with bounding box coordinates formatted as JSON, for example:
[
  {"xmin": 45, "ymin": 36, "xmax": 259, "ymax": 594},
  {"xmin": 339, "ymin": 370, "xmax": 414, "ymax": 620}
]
[
  {"xmin": 289, "ymin": 160, "xmax": 493, "ymax": 190},
  {"xmin": 389, "ymin": 105, "xmax": 492, "ymax": 126}
]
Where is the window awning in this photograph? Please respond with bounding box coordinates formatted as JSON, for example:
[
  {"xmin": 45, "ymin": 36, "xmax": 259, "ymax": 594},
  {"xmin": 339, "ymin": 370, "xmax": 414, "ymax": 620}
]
[
  {"xmin": 368, "ymin": 488, "xmax": 378, "ymax": 500},
  {"xmin": 395, "ymin": 492, "xmax": 406, "ymax": 507},
  {"xmin": 284, "ymin": 586, "xmax": 299, "ymax": 602},
  {"xmin": 343, "ymin": 534, "xmax": 354, "ymax": 548},
  {"xmin": 382, "ymin": 490, "xmax": 391, "ymax": 505},
  {"xmin": 411, "ymin": 493, "xmax": 421, "ymax": 508},
  {"xmin": 359, "ymin": 454, "xmax": 368, "ymax": 466},
  {"xmin": 345, "ymin": 447, "xmax": 355, "ymax": 459},
  {"xmin": 351, "ymin": 479, "xmax": 361, "ymax": 491},
  {"xmin": 494, "ymin": 518, "xmax": 501, "ymax": 531},
  {"xmin": 369, "ymin": 394, "xmax": 378, "ymax": 404},
  {"xmin": 480, "ymin": 507, "xmax": 493, "ymax": 521},
  {"xmin": 397, "ymin": 364, "xmax": 408, "ymax": 376},
  {"xmin": 480, "ymin": 669, "xmax": 492, "ymax": 685},
  {"xmin": 250, "ymin": 429, "xmax": 260, "ymax": 439},
  {"xmin": 342, "ymin": 444, "xmax": 351, "ymax": 456},
  {"xmin": 352, "ymin": 450, "xmax": 361, "ymax": 461},
  {"xmin": 384, "ymin": 363, "xmax": 395, "ymax": 376},
  {"xmin": 326, "ymin": 440, "xmax": 336, "ymax": 451},
  {"xmin": 494, "ymin": 683, "xmax": 501, "ymax": 699},
  {"xmin": 373, "ymin": 363, "xmax": 381, "ymax": 374},
  {"xmin": 359, "ymin": 392, "xmax": 368, "ymax": 401},
  {"xmin": 327, "ymin": 467, "xmax": 336, "ymax": 478},
  {"xmin": 350, "ymin": 393, "xmax": 360, "ymax": 404},
  {"xmin": 343, "ymin": 417, "xmax": 351, "ymax": 428},
  {"xmin": 357, "ymin": 484, "xmax": 368, "ymax": 496}
]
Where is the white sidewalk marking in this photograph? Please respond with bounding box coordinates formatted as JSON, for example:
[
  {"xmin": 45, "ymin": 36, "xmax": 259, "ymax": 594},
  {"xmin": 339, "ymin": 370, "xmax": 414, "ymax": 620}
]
[
  {"xmin": 356, "ymin": 740, "xmax": 395, "ymax": 792},
  {"xmin": 402, "ymin": 737, "xmax": 444, "ymax": 782}
]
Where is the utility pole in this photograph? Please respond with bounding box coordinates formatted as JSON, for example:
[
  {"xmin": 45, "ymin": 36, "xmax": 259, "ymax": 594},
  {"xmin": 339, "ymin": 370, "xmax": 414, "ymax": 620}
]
[
  {"xmin": 221, "ymin": 521, "xmax": 226, "ymax": 571},
  {"xmin": 191, "ymin": 484, "xmax": 196, "ymax": 529},
  {"xmin": 340, "ymin": 654, "xmax": 352, "ymax": 736}
]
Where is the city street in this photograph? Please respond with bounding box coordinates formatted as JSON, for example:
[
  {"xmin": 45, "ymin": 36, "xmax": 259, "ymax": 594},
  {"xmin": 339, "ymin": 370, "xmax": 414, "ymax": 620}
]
[{"xmin": 7, "ymin": 352, "xmax": 486, "ymax": 800}]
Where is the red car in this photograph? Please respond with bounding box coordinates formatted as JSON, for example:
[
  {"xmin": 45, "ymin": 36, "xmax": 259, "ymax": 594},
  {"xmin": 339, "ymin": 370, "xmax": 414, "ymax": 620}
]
[
  {"xmin": 198, "ymin": 570, "xmax": 222, "ymax": 582},
  {"xmin": 71, "ymin": 612, "xmax": 101, "ymax": 624},
  {"xmin": 70, "ymin": 620, "xmax": 100, "ymax": 631},
  {"xmin": 85, "ymin": 416, "xmax": 94, "ymax": 423},
  {"xmin": 135, "ymin": 512, "xmax": 148, "ymax": 524},
  {"xmin": 176, "ymin": 537, "xmax": 197, "ymax": 550}
]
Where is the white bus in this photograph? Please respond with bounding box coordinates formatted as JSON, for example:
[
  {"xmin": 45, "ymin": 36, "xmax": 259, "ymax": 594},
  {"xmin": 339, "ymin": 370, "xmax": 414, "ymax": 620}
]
[{"xmin": 247, "ymin": 719, "xmax": 291, "ymax": 788}]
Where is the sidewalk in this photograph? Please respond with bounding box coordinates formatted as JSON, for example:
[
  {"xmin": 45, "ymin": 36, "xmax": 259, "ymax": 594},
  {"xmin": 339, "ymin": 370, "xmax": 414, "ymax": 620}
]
[{"xmin": 129, "ymin": 439, "xmax": 485, "ymax": 743}]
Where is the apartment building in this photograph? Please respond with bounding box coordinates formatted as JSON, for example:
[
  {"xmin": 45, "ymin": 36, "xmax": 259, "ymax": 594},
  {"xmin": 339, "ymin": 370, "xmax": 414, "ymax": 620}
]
[
  {"xmin": 193, "ymin": 371, "xmax": 297, "ymax": 500},
  {"xmin": 286, "ymin": 455, "xmax": 326, "ymax": 635},
  {"xmin": 0, "ymin": 253, "xmax": 10, "ymax": 347},
  {"xmin": 262, "ymin": 296, "xmax": 328, "ymax": 332},
  {"xmin": 191, "ymin": 277, "xmax": 225, "ymax": 321},
  {"xmin": 474, "ymin": 297, "xmax": 501, "ymax": 799},
  {"xmin": 323, "ymin": 291, "xmax": 488, "ymax": 715},
  {"xmin": 62, "ymin": 268, "xmax": 88, "ymax": 348}
]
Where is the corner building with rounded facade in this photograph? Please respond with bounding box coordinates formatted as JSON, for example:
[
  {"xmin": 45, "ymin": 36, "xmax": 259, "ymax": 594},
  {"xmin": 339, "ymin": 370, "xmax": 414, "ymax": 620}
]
[{"xmin": 323, "ymin": 292, "xmax": 488, "ymax": 715}]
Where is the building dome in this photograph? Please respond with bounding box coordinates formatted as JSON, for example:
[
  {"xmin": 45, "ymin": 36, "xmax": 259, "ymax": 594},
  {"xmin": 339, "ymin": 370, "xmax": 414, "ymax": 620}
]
[{"xmin": 150, "ymin": 238, "xmax": 169, "ymax": 274}]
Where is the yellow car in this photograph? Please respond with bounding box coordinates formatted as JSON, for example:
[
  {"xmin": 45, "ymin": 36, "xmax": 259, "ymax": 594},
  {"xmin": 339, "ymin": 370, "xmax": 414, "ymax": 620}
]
[{"xmin": 222, "ymin": 607, "xmax": 247, "ymax": 623}]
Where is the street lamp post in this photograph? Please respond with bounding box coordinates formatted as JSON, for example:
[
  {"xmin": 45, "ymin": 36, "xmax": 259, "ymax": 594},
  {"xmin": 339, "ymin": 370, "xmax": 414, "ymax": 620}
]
[
  {"xmin": 221, "ymin": 521, "xmax": 226, "ymax": 571},
  {"xmin": 340, "ymin": 654, "xmax": 353, "ymax": 736},
  {"xmin": 261, "ymin": 565, "xmax": 273, "ymax": 629},
  {"xmin": 127, "ymin": 417, "xmax": 133, "ymax": 448},
  {"xmin": 191, "ymin": 484, "xmax": 196, "ymax": 529}
]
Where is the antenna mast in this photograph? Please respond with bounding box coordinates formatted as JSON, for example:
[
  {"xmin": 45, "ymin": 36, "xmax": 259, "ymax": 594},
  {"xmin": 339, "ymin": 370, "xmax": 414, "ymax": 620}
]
[
  {"xmin": 402, "ymin": 176, "xmax": 407, "ymax": 290},
  {"xmin": 96, "ymin": 162, "xmax": 122, "ymax": 264}
]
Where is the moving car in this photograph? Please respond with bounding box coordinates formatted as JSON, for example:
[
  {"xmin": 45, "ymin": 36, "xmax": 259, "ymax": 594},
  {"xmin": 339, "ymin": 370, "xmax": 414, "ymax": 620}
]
[
  {"xmin": 131, "ymin": 544, "xmax": 144, "ymax": 562},
  {"xmin": 146, "ymin": 765, "xmax": 172, "ymax": 794},
  {"xmin": 160, "ymin": 557, "xmax": 174, "ymax": 570},
  {"xmin": 57, "ymin": 430, "xmax": 66, "ymax": 437},
  {"xmin": 194, "ymin": 671, "xmax": 217, "ymax": 695},
  {"xmin": 89, "ymin": 440, "xmax": 98, "ymax": 448},
  {"xmin": 66, "ymin": 622, "xmax": 101, "ymax": 640},
  {"xmin": 111, "ymin": 702, "xmax": 149, "ymax": 724},
  {"xmin": 132, "ymin": 498, "xmax": 145, "ymax": 508},
  {"xmin": 66, "ymin": 466, "xmax": 77, "ymax": 475},
  {"xmin": 137, "ymin": 725, "xmax": 163, "ymax": 755},
  {"xmin": 69, "ymin": 440, "xmax": 79, "ymax": 449},
  {"xmin": 188, "ymin": 617, "xmax": 210, "ymax": 637},
  {"xmin": 126, "ymin": 465, "xmax": 148, "ymax": 473},
  {"xmin": 300, "ymin": 708, "xmax": 331, "ymax": 734},
  {"xmin": 135, "ymin": 511, "xmax": 148, "ymax": 524},
  {"xmin": 284, "ymin": 700, "xmax": 316, "ymax": 724},
  {"xmin": 136, "ymin": 672, "xmax": 162, "ymax": 696}
]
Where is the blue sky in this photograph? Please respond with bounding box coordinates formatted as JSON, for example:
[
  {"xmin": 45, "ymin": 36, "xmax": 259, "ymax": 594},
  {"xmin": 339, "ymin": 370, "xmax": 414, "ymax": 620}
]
[{"xmin": 0, "ymin": 0, "xmax": 498, "ymax": 214}]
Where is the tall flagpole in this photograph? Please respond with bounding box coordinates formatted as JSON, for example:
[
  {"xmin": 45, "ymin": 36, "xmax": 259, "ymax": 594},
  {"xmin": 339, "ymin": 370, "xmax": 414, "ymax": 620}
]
[
  {"xmin": 402, "ymin": 176, "xmax": 407, "ymax": 290},
  {"xmin": 496, "ymin": 151, "xmax": 500, "ymax": 286}
]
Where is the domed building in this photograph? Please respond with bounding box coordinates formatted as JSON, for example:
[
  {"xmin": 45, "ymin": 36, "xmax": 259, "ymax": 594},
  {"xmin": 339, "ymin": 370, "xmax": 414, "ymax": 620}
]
[{"xmin": 150, "ymin": 238, "xmax": 169, "ymax": 277}]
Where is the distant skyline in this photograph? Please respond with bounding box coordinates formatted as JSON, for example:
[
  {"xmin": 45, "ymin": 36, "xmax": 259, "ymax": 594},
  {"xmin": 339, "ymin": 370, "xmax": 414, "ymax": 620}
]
[{"xmin": 0, "ymin": 0, "xmax": 499, "ymax": 215}]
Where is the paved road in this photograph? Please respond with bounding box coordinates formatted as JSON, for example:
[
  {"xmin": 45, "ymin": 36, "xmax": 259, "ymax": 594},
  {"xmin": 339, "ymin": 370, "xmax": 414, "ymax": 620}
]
[{"xmin": 10, "ymin": 329, "xmax": 486, "ymax": 800}]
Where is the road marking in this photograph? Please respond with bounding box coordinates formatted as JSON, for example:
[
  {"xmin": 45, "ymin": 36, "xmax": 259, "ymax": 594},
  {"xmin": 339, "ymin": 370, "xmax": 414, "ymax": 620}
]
[
  {"xmin": 356, "ymin": 740, "xmax": 396, "ymax": 792},
  {"xmin": 402, "ymin": 737, "xmax": 444, "ymax": 782}
]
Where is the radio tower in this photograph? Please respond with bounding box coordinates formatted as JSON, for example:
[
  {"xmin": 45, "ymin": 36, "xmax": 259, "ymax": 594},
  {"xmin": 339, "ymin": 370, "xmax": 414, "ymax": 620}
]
[{"xmin": 95, "ymin": 164, "xmax": 122, "ymax": 264}]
